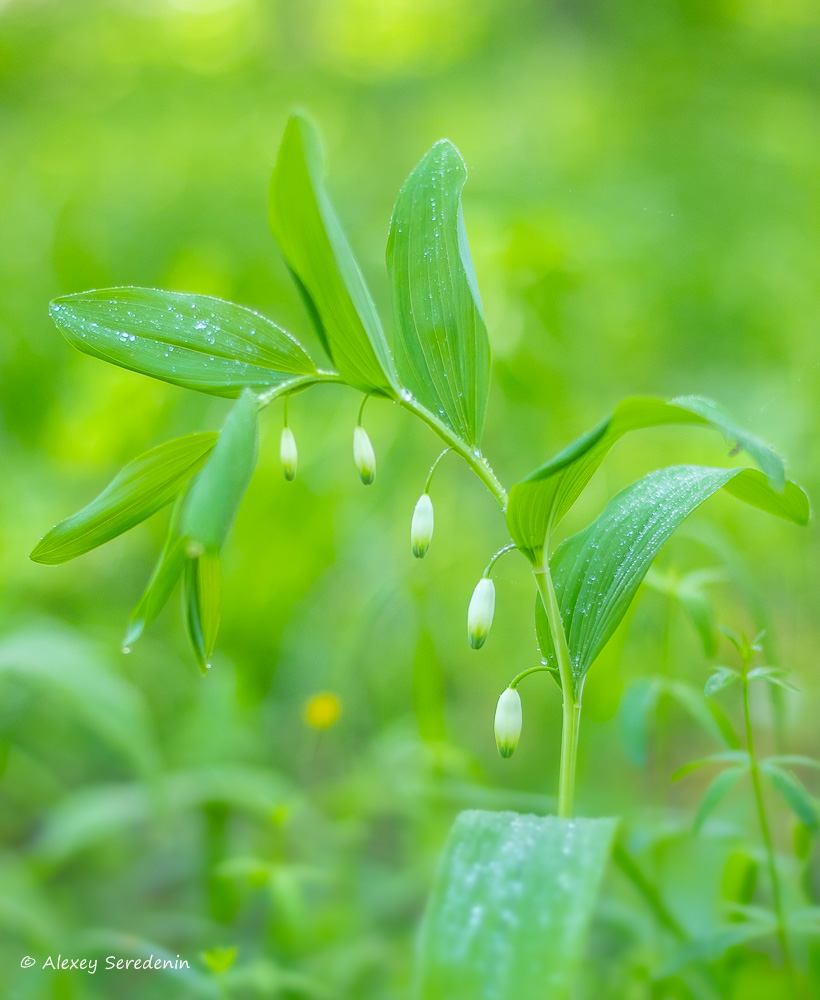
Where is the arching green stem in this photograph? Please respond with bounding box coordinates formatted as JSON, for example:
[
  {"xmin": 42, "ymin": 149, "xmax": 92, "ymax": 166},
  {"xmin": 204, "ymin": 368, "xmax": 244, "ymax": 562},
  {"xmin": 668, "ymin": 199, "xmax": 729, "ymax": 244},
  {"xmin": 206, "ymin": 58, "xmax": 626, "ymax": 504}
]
[
  {"xmin": 509, "ymin": 664, "xmax": 554, "ymax": 689},
  {"xmin": 483, "ymin": 542, "xmax": 517, "ymax": 579}
]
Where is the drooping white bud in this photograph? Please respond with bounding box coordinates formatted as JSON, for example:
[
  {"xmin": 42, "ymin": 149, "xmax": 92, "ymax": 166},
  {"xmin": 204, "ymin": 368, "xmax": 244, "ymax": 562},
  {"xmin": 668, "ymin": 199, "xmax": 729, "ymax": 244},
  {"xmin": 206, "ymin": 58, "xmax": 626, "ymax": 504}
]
[
  {"xmin": 353, "ymin": 426, "xmax": 376, "ymax": 485},
  {"xmin": 467, "ymin": 577, "xmax": 495, "ymax": 649},
  {"xmin": 411, "ymin": 494, "xmax": 434, "ymax": 558},
  {"xmin": 494, "ymin": 687, "xmax": 522, "ymax": 758},
  {"xmin": 280, "ymin": 427, "xmax": 298, "ymax": 481}
]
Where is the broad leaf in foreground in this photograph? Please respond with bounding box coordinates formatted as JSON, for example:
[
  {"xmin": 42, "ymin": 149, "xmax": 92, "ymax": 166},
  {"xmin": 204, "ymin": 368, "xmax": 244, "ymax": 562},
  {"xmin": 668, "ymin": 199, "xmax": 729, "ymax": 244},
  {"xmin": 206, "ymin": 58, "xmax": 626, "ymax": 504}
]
[
  {"xmin": 536, "ymin": 465, "xmax": 809, "ymax": 692},
  {"xmin": 50, "ymin": 287, "xmax": 326, "ymax": 398},
  {"xmin": 508, "ymin": 396, "xmax": 787, "ymax": 564},
  {"xmin": 269, "ymin": 114, "xmax": 396, "ymax": 395},
  {"xmin": 415, "ymin": 810, "xmax": 617, "ymax": 1000},
  {"xmin": 387, "ymin": 140, "xmax": 490, "ymax": 449},
  {"xmin": 31, "ymin": 432, "xmax": 217, "ymax": 565}
]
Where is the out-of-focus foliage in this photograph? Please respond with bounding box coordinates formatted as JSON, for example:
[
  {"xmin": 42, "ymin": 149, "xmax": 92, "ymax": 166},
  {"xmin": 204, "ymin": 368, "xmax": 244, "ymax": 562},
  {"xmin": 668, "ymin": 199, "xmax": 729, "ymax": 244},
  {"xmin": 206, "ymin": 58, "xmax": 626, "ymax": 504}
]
[{"xmin": 0, "ymin": 0, "xmax": 818, "ymax": 997}]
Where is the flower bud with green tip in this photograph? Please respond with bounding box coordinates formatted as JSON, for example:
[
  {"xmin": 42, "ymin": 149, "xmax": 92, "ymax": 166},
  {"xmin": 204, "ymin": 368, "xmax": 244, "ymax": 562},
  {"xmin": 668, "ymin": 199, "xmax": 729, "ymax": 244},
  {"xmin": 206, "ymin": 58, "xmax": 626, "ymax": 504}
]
[
  {"xmin": 280, "ymin": 427, "xmax": 297, "ymax": 481},
  {"xmin": 353, "ymin": 425, "xmax": 376, "ymax": 485},
  {"xmin": 494, "ymin": 687, "xmax": 522, "ymax": 758},
  {"xmin": 467, "ymin": 577, "xmax": 495, "ymax": 649},
  {"xmin": 411, "ymin": 493, "xmax": 434, "ymax": 558}
]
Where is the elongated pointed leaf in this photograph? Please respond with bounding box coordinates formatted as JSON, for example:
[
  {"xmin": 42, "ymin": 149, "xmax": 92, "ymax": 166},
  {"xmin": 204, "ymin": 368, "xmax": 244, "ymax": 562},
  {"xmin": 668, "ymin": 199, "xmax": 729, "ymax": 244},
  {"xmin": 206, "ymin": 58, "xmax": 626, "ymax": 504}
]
[
  {"xmin": 50, "ymin": 287, "xmax": 328, "ymax": 398},
  {"xmin": 183, "ymin": 552, "xmax": 221, "ymax": 673},
  {"xmin": 537, "ymin": 466, "xmax": 808, "ymax": 691},
  {"xmin": 695, "ymin": 767, "xmax": 747, "ymax": 831},
  {"xmin": 761, "ymin": 762, "xmax": 819, "ymax": 830},
  {"xmin": 705, "ymin": 667, "xmax": 741, "ymax": 697},
  {"xmin": 182, "ymin": 390, "xmax": 259, "ymax": 554},
  {"xmin": 387, "ymin": 140, "xmax": 490, "ymax": 449},
  {"xmin": 672, "ymin": 751, "xmax": 750, "ymax": 782},
  {"xmin": 31, "ymin": 432, "xmax": 217, "ymax": 565},
  {"xmin": 124, "ymin": 493, "xmax": 190, "ymax": 650},
  {"xmin": 268, "ymin": 114, "xmax": 395, "ymax": 395},
  {"xmin": 415, "ymin": 811, "xmax": 616, "ymax": 1000},
  {"xmin": 508, "ymin": 395, "xmax": 788, "ymax": 564}
]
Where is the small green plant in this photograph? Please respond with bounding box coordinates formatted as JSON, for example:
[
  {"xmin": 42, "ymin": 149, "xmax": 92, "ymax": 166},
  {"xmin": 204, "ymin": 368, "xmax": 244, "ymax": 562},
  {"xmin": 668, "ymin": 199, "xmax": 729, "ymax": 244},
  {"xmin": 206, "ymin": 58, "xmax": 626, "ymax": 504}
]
[{"xmin": 31, "ymin": 114, "xmax": 810, "ymax": 997}]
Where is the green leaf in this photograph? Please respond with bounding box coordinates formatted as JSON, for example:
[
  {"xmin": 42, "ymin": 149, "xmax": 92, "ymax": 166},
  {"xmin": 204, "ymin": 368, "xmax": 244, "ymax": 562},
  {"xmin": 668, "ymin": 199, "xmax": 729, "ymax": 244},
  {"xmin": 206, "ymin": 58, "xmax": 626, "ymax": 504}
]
[
  {"xmin": 671, "ymin": 750, "xmax": 750, "ymax": 782},
  {"xmin": 507, "ymin": 395, "xmax": 790, "ymax": 564},
  {"xmin": 747, "ymin": 666, "xmax": 799, "ymax": 692},
  {"xmin": 182, "ymin": 390, "xmax": 259, "ymax": 555},
  {"xmin": 183, "ymin": 554, "xmax": 221, "ymax": 674},
  {"xmin": 695, "ymin": 766, "xmax": 747, "ymax": 831},
  {"xmin": 31, "ymin": 433, "xmax": 217, "ymax": 565},
  {"xmin": 50, "ymin": 287, "xmax": 328, "ymax": 398},
  {"xmin": 705, "ymin": 667, "xmax": 740, "ymax": 697},
  {"xmin": 202, "ymin": 947, "xmax": 238, "ymax": 975},
  {"xmin": 0, "ymin": 628, "xmax": 159, "ymax": 777},
  {"xmin": 415, "ymin": 811, "xmax": 617, "ymax": 1000},
  {"xmin": 268, "ymin": 114, "xmax": 395, "ymax": 395},
  {"xmin": 761, "ymin": 762, "xmax": 819, "ymax": 831},
  {"xmin": 123, "ymin": 495, "xmax": 189, "ymax": 650},
  {"xmin": 387, "ymin": 140, "xmax": 490, "ymax": 449},
  {"xmin": 536, "ymin": 465, "xmax": 809, "ymax": 690}
]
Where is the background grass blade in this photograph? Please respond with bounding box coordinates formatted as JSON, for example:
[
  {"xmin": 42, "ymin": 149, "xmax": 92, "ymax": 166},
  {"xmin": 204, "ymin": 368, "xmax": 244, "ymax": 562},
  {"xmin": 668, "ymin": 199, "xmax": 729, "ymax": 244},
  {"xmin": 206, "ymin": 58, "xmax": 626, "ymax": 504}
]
[
  {"xmin": 387, "ymin": 140, "xmax": 491, "ymax": 449},
  {"xmin": 31, "ymin": 432, "xmax": 217, "ymax": 564},
  {"xmin": 50, "ymin": 287, "xmax": 324, "ymax": 398},
  {"xmin": 415, "ymin": 810, "xmax": 617, "ymax": 1000},
  {"xmin": 268, "ymin": 114, "xmax": 396, "ymax": 395},
  {"xmin": 508, "ymin": 395, "xmax": 788, "ymax": 563},
  {"xmin": 536, "ymin": 466, "xmax": 809, "ymax": 690}
]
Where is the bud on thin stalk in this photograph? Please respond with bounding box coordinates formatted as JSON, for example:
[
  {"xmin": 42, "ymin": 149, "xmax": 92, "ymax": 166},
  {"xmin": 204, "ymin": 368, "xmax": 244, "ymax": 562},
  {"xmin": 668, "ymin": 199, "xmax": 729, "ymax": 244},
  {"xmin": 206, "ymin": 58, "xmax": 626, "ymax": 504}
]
[
  {"xmin": 353, "ymin": 426, "xmax": 376, "ymax": 485},
  {"xmin": 467, "ymin": 577, "xmax": 495, "ymax": 649},
  {"xmin": 411, "ymin": 493, "xmax": 434, "ymax": 558},
  {"xmin": 494, "ymin": 687, "xmax": 522, "ymax": 758},
  {"xmin": 280, "ymin": 427, "xmax": 298, "ymax": 481}
]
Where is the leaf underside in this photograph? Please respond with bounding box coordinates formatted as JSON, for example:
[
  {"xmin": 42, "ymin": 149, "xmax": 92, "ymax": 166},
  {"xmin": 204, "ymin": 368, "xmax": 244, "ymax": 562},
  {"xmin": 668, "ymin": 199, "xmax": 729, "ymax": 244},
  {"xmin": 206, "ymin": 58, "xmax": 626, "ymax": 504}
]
[
  {"xmin": 415, "ymin": 810, "xmax": 617, "ymax": 1000},
  {"xmin": 508, "ymin": 395, "xmax": 789, "ymax": 564},
  {"xmin": 536, "ymin": 465, "xmax": 809, "ymax": 692},
  {"xmin": 387, "ymin": 140, "xmax": 491, "ymax": 449}
]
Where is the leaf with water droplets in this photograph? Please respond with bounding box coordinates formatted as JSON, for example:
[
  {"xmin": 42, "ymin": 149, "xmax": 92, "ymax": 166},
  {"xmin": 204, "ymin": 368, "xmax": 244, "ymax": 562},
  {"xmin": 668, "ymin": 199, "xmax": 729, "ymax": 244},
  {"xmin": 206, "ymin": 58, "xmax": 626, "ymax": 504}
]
[
  {"xmin": 536, "ymin": 465, "xmax": 809, "ymax": 692},
  {"xmin": 50, "ymin": 287, "xmax": 326, "ymax": 398},
  {"xmin": 387, "ymin": 140, "xmax": 491, "ymax": 450},
  {"xmin": 508, "ymin": 395, "xmax": 789, "ymax": 564},
  {"xmin": 269, "ymin": 114, "xmax": 396, "ymax": 396},
  {"xmin": 415, "ymin": 810, "xmax": 617, "ymax": 1000},
  {"xmin": 30, "ymin": 432, "xmax": 217, "ymax": 565}
]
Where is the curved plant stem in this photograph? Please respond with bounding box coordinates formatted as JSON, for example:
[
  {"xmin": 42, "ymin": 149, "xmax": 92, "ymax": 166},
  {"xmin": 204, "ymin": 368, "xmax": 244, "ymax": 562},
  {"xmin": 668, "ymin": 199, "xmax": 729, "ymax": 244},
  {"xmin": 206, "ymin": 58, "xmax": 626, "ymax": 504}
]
[
  {"xmin": 483, "ymin": 542, "xmax": 517, "ymax": 579},
  {"xmin": 509, "ymin": 664, "xmax": 554, "ymax": 689},
  {"xmin": 399, "ymin": 396, "xmax": 507, "ymax": 508},
  {"xmin": 424, "ymin": 448, "xmax": 452, "ymax": 493},
  {"xmin": 533, "ymin": 565, "xmax": 581, "ymax": 818},
  {"xmin": 741, "ymin": 664, "xmax": 798, "ymax": 993}
]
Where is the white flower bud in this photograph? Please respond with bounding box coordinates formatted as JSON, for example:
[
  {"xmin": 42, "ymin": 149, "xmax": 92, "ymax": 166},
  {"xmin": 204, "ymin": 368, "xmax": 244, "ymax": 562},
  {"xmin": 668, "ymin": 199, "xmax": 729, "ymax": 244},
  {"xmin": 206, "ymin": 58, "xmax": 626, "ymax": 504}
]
[
  {"xmin": 353, "ymin": 426, "xmax": 376, "ymax": 485},
  {"xmin": 280, "ymin": 427, "xmax": 298, "ymax": 481},
  {"xmin": 411, "ymin": 493, "xmax": 434, "ymax": 558},
  {"xmin": 494, "ymin": 687, "xmax": 522, "ymax": 758},
  {"xmin": 467, "ymin": 577, "xmax": 495, "ymax": 649}
]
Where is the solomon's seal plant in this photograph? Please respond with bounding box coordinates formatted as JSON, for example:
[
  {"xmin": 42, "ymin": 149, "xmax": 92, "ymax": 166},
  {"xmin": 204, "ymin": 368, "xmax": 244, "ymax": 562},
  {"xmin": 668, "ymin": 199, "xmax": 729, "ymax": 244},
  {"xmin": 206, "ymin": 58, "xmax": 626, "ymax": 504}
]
[{"xmin": 32, "ymin": 113, "xmax": 810, "ymax": 997}]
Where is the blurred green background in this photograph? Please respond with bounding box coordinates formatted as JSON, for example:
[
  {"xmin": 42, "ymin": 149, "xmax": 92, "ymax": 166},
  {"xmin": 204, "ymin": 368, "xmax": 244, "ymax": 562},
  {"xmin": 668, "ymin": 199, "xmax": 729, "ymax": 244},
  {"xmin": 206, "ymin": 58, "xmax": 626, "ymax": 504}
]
[{"xmin": 1, "ymin": 0, "xmax": 818, "ymax": 996}]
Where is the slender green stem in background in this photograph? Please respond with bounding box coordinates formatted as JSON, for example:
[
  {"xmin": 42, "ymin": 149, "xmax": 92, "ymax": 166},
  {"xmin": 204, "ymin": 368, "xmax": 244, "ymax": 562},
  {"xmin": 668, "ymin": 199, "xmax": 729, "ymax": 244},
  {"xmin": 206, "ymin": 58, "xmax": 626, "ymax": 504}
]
[
  {"xmin": 283, "ymin": 393, "xmax": 290, "ymax": 427},
  {"xmin": 509, "ymin": 664, "xmax": 554, "ymax": 689},
  {"xmin": 424, "ymin": 448, "xmax": 452, "ymax": 493},
  {"xmin": 534, "ymin": 565, "xmax": 581, "ymax": 818},
  {"xmin": 741, "ymin": 661, "xmax": 796, "ymax": 991},
  {"xmin": 483, "ymin": 542, "xmax": 517, "ymax": 579}
]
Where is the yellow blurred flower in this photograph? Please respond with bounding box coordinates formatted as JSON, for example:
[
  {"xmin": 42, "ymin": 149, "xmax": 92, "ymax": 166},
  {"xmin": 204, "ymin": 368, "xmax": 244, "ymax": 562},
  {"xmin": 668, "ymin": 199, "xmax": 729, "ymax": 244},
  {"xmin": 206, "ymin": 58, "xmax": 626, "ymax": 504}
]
[{"xmin": 304, "ymin": 692, "xmax": 342, "ymax": 730}]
